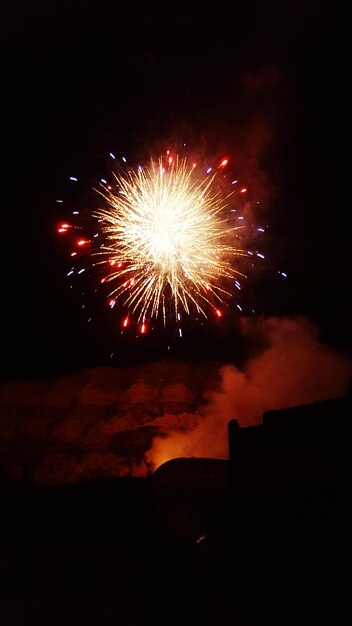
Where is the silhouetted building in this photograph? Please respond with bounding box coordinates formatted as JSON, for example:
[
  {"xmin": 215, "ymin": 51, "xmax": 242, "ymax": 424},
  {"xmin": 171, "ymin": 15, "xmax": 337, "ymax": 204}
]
[{"xmin": 228, "ymin": 387, "xmax": 352, "ymax": 494}]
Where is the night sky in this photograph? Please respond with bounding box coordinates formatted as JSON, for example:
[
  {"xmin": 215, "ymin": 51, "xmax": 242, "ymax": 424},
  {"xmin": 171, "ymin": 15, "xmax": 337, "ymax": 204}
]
[{"xmin": 1, "ymin": 1, "xmax": 350, "ymax": 379}]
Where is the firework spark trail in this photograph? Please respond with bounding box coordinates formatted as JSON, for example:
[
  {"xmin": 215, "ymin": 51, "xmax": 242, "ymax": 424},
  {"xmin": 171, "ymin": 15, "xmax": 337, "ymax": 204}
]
[{"xmin": 92, "ymin": 156, "xmax": 249, "ymax": 321}]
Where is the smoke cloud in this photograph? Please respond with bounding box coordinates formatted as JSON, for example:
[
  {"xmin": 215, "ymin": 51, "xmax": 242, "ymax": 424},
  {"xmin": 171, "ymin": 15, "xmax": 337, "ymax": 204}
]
[
  {"xmin": 0, "ymin": 315, "xmax": 350, "ymax": 484},
  {"xmin": 146, "ymin": 315, "xmax": 351, "ymax": 467}
]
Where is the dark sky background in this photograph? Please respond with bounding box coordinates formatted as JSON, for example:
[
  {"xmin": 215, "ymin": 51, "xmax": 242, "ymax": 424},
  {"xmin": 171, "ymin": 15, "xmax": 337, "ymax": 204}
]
[{"xmin": 1, "ymin": 0, "xmax": 350, "ymax": 379}]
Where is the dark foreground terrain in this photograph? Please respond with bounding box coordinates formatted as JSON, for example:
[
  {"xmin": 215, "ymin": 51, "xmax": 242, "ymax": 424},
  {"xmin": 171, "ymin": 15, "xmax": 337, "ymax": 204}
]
[
  {"xmin": 1, "ymin": 392, "xmax": 352, "ymax": 625},
  {"xmin": 1, "ymin": 469, "xmax": 351, "ymax": 625}
]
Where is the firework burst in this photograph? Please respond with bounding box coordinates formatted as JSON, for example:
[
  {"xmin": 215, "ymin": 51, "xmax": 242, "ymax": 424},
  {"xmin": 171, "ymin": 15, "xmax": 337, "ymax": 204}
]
[
  {"xmin": 93, "ymin": 156, "xmax": 247, "ymax": 322},
  {"xmin": 57, "ymin": 148, "xmax": 269, "ymax": 334}
]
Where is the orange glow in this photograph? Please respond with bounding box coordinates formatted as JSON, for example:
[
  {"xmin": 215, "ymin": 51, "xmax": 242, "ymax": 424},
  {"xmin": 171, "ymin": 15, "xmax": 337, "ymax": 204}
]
[
  {"xmin": 146, "ymin": 433, "xmax": 194, "ymax": 471},
  {"xmin": 240, "ymin": 187, "xmax": 247, "ymax": 193},
  {"xmin": 168, "ymin": 156, "xmax": 173, "ymax": 165},
  {"xmin": 122, "ymin": 316, "xmax": 129, "ymax": 328},
  {"xmin": 215, "ymin": 308, "xmax": 223, "ymax": 317},
  {"xmin": 148, "ymin": 448, "xmax": 179, "ymax": 471},
  {"xmin": 70, "ymin": 252, "xmax": 77, "ymax": 256},
  {"xmin": 140, "ymin": 323, "xmax": 147, "ymax": 334},
  {"xmin": 77, "ymin": 239, "xmax": 87, "ymax": 246},
  {"xmin": 219, "ymin": 158, "xmax": 229, "ymax": 167},
  {"xmin": 110, "ymin": 259, "xmax": 116, "ymax": 265}
]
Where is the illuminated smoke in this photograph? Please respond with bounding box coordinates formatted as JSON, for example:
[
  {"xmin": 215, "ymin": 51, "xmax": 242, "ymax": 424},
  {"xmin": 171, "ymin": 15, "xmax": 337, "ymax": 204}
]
[
  {"xmin": 146, "ymin": 316, "xmax": 352, "ymax": 469},
  {"xmin": 1, "ymin": 316, "xmax": 350, "ymax": 483}
]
